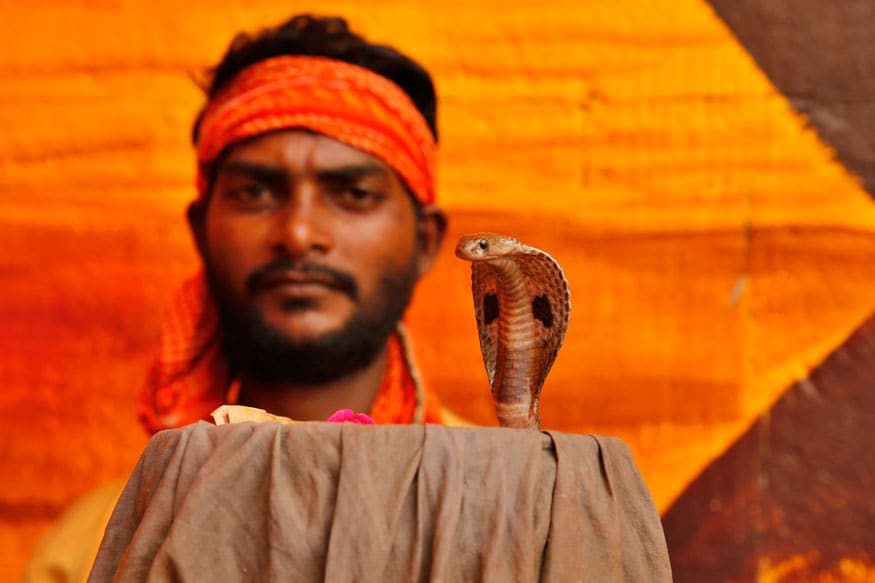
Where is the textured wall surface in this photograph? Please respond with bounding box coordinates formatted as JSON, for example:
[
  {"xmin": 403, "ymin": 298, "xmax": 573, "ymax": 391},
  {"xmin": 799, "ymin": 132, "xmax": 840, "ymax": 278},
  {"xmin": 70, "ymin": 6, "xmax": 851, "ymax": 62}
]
[
  {"xmin": 664, "ymin": 314, "xmax": 875, "ymax": 581},
  {"xmin": 2, "ymin": 1, "xmax": 875, "ymax": 580},
  {"xmin": 707, "ymin": 0, "xmax": 875, "ymax": 197}
]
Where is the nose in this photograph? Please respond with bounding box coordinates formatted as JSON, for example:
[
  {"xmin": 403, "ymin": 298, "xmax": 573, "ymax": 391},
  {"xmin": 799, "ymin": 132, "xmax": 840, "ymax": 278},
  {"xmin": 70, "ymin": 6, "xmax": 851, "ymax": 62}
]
[{"xmin": 269, "ymin": 187, "xmax": 334, "ymax": 258}]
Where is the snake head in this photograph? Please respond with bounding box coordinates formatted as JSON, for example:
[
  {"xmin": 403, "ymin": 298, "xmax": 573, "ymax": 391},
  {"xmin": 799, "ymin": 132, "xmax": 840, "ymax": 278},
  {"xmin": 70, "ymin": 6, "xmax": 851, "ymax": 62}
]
[{"xmin": 455, "ymin": 233, "xmax": 520, "ymax": 261}]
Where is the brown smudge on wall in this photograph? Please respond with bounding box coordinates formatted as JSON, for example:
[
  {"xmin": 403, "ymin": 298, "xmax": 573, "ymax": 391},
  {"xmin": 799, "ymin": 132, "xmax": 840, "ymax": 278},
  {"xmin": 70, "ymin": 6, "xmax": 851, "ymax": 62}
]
[
  {"xmin": 705, "ymin": 0, "xmax": 875, "ymax": 197},
  {"xmin": 662, "ymin": 313, "xmax": 875, "ymax": 581}
]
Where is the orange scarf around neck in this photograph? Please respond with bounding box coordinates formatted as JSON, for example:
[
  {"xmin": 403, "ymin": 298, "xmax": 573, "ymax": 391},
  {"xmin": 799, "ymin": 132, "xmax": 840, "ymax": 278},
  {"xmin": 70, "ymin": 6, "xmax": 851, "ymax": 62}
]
[{"xmin": 138, "ymin": 272, "xmax": 443, "ymax": 433}]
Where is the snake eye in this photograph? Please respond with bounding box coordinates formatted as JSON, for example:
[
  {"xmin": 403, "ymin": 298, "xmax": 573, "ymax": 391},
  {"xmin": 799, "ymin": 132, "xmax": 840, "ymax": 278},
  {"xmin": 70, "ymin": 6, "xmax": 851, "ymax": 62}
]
[{"xmin": 478, "ymin": 239, "xmax": 489, "ymax": 250}]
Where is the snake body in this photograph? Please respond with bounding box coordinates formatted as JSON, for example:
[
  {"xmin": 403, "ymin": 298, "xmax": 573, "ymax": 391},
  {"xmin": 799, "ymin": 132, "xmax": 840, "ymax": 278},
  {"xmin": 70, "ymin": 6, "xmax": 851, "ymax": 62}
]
[{"xmin": 455, "ymin": 233, "xmax": 570, "ymax": 430}]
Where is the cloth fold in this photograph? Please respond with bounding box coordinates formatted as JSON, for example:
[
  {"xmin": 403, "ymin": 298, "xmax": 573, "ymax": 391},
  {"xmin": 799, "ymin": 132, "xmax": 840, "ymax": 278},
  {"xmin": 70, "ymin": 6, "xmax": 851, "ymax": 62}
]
[{"xmin": 90, "ymin": 422, "xmax": 671, "ymax": 582}]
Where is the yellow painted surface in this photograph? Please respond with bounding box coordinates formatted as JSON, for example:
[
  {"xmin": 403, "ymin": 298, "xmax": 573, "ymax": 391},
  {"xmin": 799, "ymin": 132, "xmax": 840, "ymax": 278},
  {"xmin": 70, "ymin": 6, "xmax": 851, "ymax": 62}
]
[
  {"xmin": 3, "ymin": 0, "xmax": 875, "ymax": 579},
  {"xmin": 758, "ymin": 553, "xmax": 875, "ymax": 583}
]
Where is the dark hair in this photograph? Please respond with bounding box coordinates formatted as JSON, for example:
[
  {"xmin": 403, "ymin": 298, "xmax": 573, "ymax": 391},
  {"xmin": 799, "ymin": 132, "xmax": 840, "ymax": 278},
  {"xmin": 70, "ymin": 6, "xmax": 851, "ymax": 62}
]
[{"xmin": 191, "ymin": 14, "xmax": 438, "ymax": 145}]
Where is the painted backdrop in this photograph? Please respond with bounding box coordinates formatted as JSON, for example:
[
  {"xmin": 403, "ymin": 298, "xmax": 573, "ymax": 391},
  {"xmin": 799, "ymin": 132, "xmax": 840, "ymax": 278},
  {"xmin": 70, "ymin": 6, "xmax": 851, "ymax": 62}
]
[{"xmin": 1, "ymin": 1, "xmax": 874, "ymax": 581}]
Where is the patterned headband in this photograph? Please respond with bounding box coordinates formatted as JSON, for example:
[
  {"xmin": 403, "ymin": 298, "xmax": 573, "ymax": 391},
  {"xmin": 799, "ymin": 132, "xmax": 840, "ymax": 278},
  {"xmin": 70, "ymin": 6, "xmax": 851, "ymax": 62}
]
[{"xmin": 195, "ymin": 55, "xmax": 437, "ymax": 204}]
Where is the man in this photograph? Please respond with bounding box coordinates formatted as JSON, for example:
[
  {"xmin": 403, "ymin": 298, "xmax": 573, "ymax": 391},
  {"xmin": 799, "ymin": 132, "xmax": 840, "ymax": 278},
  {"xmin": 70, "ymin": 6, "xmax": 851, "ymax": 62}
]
[
  {"xmin": 27, "ymin": 14, "xmax": 466, "ymax": 582},
  {"xmin": 140, "ymin": 13, "xmax": 458, "ymax": 431}
]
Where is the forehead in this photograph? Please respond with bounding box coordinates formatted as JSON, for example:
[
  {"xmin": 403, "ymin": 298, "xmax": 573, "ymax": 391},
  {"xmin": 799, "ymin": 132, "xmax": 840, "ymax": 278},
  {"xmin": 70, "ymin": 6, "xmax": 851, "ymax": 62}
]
[{"xmin": 220, "ymin": 128, "xmax": 393, "ymax": 173}]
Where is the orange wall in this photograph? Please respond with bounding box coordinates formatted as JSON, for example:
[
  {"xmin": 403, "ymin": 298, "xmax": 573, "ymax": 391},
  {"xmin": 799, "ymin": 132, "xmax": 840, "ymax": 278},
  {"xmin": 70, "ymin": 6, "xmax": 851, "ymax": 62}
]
[{"xmin": 3, "ymin": 1, "xmax": 875, "ymax": 579}]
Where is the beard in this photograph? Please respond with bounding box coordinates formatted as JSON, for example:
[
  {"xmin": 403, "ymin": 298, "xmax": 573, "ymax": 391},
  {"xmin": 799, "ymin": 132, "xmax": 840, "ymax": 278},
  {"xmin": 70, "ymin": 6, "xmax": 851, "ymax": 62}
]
[{"xmin": 206, "ymin": 256, "xmax": 419, "ymax": 387}]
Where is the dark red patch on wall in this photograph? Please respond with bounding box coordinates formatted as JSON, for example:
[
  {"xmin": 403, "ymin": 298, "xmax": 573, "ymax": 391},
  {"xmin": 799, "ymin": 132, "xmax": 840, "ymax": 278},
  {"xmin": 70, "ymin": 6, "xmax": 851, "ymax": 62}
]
[
  {"xmin": 706, "ymin": 0, "xmax": 875, "ymax": 197},
  {"xmin": 662, "ymin": 314, "xmax": 875, "ymax": 580}
]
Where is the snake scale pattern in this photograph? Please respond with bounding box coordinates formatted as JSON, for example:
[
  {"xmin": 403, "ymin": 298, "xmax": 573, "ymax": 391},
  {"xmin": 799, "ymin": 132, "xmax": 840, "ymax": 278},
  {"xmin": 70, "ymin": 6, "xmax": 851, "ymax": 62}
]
[{"xmin": 455, "ymin": 233, "xmax": 571, "ymax": 430}]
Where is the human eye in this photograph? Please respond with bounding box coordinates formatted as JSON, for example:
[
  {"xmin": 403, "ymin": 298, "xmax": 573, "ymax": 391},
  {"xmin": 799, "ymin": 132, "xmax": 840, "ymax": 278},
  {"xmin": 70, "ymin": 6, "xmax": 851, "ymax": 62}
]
[
  {"xmin": 334, "ymin": 183, "xmax": 385, "ymax": 211},
  {"xmin": 224, "ymin": 182, "xmax": 276, "ymax": 209}
]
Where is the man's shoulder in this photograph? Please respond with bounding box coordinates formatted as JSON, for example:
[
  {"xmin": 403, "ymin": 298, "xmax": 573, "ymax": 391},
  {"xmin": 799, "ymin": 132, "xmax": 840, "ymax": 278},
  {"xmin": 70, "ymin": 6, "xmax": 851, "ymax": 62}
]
[
  {"xmin": 440, "ymin": 406, "xmax": 477, "ymax": 427},
  {"xmin": 25, "ymin": 479, "xmax": 126, "ymax": 583}
]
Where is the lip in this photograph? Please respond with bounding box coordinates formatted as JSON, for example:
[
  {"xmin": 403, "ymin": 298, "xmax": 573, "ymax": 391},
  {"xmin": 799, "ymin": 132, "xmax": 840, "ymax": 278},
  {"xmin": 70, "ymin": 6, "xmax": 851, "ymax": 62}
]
[{"xmin": 259, "ymin": 271, "xmax": 340, "ymax": 293}]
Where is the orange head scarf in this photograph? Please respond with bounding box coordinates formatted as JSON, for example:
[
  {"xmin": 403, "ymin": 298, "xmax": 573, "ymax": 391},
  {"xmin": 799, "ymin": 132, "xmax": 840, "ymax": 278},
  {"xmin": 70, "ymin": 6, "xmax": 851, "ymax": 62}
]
[
  {"xmin": 195, "ymin": 55, "xmax": 436, "ymax": 204},
  {"xmin": 138, "ymin": 56, "xmax": 442, "ymax": 433}
]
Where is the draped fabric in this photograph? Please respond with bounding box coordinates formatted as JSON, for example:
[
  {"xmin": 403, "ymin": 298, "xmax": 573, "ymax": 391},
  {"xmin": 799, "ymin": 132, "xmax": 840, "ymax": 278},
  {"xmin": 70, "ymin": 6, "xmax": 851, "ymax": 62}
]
[{"xmin": 90, "ymin": 422, "xmax": 671, "ymax": 582}]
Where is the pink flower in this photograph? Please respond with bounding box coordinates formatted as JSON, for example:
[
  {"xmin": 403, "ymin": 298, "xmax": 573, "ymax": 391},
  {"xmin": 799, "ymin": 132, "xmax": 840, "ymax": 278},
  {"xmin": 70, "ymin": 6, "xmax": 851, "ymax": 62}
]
[{"xmin": 326, "ymin": 409, "xmax": 376, "ymax": 425}]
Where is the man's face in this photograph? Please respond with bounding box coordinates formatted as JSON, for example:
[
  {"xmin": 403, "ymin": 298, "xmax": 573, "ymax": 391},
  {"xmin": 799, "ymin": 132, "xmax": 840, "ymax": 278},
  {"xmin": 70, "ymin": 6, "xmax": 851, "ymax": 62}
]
[{"xmin": 190, "ymin": 129, "xmax": 444, "ymax": 384}]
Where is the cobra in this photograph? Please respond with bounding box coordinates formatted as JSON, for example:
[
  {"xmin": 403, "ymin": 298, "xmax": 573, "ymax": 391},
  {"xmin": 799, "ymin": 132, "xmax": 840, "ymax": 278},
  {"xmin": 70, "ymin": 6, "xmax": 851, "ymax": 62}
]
[{"xmin": 455, "ymin": 233, "xmax": 571, "ymax": 430}]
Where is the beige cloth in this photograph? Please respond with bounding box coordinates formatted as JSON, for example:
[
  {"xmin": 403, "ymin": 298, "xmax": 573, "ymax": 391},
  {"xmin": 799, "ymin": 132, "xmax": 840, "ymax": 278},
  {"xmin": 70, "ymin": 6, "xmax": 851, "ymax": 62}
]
[{"xmin": 90, "ymin": 422, "xmax": 670, "ymax": 581}]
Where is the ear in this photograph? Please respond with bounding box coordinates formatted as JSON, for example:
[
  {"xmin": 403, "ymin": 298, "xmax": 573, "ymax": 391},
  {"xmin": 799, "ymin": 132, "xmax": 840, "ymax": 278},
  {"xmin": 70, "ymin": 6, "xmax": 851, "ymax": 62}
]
[
  {"xmin": 187, "ymin": 199, "xmax": 209, "ymax": 260},
  {"xmin": 415, "ymin": 204, "xmax": 448, "ymax": 278}
]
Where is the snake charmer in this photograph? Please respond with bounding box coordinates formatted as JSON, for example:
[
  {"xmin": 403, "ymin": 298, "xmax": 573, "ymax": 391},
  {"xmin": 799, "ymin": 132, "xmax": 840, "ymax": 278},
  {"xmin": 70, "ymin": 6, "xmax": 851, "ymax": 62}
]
[{"xmin": 26, "ymin": 14, "xmax": 471, "ymax": 581}]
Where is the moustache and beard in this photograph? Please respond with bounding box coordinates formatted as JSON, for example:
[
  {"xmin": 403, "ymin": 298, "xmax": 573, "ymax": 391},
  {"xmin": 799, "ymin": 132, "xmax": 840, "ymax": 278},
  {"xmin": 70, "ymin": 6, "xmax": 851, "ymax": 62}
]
[{"xmin": 205, "ymin": 255, "xmax": 419, "ymax": 387}]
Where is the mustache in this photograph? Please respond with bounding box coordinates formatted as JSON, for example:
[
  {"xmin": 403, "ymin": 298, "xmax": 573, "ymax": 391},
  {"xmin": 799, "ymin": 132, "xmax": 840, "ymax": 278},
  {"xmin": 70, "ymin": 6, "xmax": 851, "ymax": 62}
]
[{"xmin": 245, "ymin": 258, "xmax": 359, "ymax": 300}]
